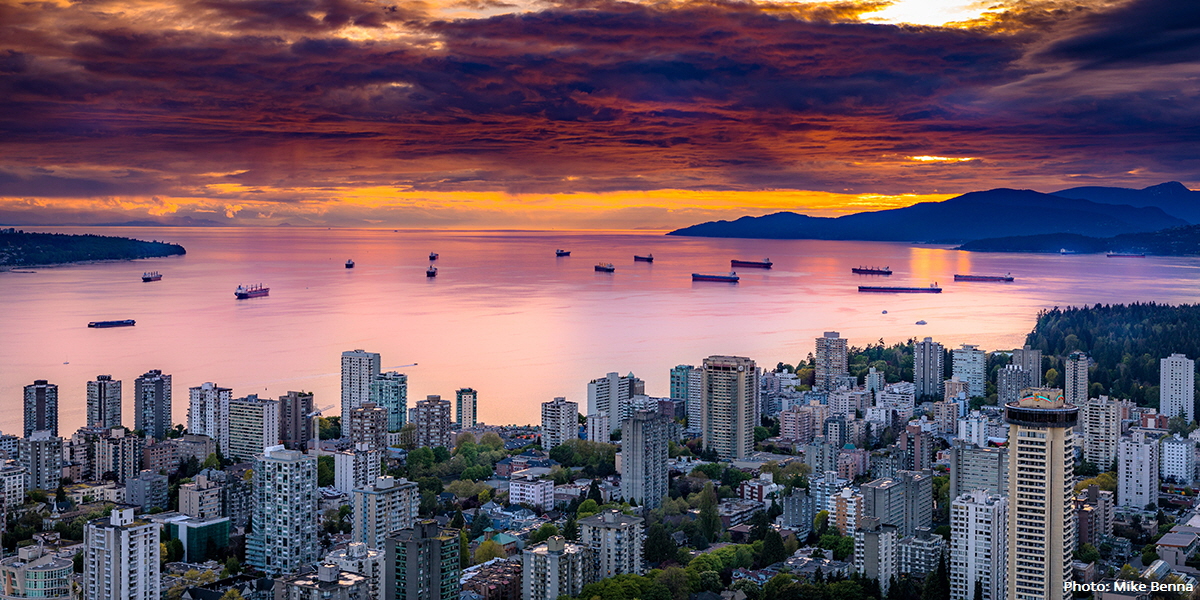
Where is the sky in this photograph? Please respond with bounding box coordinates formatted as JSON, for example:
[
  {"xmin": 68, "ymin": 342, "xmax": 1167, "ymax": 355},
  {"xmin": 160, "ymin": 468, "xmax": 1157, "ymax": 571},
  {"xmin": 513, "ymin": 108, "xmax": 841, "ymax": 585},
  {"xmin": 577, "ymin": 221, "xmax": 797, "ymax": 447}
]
[{"xmin": 1, "ymin": 0, "xmax": 1198, "ymax": 229}]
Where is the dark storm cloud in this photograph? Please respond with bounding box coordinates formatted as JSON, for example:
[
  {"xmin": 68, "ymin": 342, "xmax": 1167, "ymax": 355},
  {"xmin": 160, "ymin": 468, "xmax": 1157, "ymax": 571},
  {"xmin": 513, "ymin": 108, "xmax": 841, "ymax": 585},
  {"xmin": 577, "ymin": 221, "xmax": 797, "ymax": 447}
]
[{"xmin": 0, "ymin": 0, "xmax": 1197, "ymax": 202}]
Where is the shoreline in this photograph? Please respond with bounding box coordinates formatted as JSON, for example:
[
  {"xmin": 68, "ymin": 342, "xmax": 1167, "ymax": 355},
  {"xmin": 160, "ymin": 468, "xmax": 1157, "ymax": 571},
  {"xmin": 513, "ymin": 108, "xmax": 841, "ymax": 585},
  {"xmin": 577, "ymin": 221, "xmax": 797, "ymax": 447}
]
[{"xmin": 0, "ymin": 254, "xmax": 184, "ymax": 273}]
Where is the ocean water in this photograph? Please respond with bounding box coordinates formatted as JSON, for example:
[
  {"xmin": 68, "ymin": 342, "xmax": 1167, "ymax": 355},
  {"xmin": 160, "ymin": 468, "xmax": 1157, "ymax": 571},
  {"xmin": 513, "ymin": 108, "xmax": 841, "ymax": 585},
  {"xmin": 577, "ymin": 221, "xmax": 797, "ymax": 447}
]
[{"xmin": 0, "ymin": 226, "xmax": 1192, "ymax": 433}]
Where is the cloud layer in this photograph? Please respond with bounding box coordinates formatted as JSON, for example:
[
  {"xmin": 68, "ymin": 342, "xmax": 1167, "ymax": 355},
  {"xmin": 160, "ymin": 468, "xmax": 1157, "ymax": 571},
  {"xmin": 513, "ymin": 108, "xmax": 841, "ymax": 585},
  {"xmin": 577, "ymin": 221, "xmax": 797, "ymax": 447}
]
[{"xmin": 1, "ymin": 0, "xmax": 1197, "ymax": 226}]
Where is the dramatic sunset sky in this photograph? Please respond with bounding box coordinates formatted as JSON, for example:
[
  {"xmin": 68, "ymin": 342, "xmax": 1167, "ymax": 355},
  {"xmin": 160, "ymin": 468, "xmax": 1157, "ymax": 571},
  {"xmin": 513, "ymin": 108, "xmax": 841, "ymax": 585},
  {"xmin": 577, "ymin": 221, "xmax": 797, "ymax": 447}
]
[{"xmin": 1, "ymin": 0, "xmax": 1195, "ymax": 228}]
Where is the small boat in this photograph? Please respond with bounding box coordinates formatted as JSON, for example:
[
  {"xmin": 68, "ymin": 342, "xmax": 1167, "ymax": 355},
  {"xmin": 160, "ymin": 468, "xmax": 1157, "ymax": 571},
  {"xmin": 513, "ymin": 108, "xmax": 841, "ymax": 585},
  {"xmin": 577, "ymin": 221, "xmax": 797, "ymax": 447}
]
[
  {"xmin": 915, "ymin": 320, "xmax": 928, "ymax": 325},
  {"xmin": 88, "ymin": 319, "xmax": 136, "ymax": 328},
  {"xmin": 858, "ymin": 284, "xmax": 941, "ymax": 293},
  {"xmin": 1059, "ymin": 248, "xmax": 1077, "ymax": 255},
  {"xmin": 556, "ymin": 249, "xmax": 571, "ymax": 257},
  {"xmin": 731, "ymin": 258, "xmax": 771, "ymax": 269},
  {"xmin": 692, "ymin": 272, "xmax": 739, "ymax": 282},
  {"xmin": 426, "ymin": 265, "xmax": 438, "ymax": 277},
  {"xmin": 882, "ymin": 310, "xmax": 888, "ymax": 314},
  {"xmin": 595, "ymin": 263, "xmax": 615, "ymax": 273},
  {"xmin": 852, "ymin": 266, "xmax": 892, "ymax": 275},
  {"xmin": 954, "ymin": 273, "xmax": 1013, "ymax": 282},
  {"xmin": 141, "ymin": 272, "xmax": 162, "ymax": 282},
  {"xmin": 1107, "ymin": 252, "xmax": 1146, "ymax": 258},
  {"xmin": 634, "ymin": 254, "xmax": 654, "ymax": 262},
  {"xmin": 429, "ymin": 252, "xmax": 439, "ymax": 261},
  {"xmin": 345, "ymin": 259, "xmax": 355, "ymax": 268},
  {"xmin": 235, "ymin": 284, "xmax": 269, "ymax": 299}
]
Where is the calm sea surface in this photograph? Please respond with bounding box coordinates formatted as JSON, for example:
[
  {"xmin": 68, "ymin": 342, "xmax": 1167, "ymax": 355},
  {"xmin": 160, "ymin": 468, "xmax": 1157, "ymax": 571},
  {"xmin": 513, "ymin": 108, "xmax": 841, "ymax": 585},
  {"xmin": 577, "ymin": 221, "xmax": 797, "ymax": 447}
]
[{"xmin": 1, "ymin": 227, "xmax": 1194, "ymax": 434}]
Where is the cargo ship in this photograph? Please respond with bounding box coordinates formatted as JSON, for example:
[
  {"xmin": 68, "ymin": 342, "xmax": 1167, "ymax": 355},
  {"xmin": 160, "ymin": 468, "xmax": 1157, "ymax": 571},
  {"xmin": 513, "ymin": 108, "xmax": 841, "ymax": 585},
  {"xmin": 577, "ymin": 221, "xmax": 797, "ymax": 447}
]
[
  {"xmin": 595, "ymin": 263, "xmax": 615, "ymax": 273},
  {"xmin": 235, "ymin": 284, "xmax": 269, "ymax": 299},
  {"xmin": 345, "ymin": 259, "xmax": 355, "ymax": 268},
  {"xmin": 731, "ymin": 258, "xmax": 771, "ymax": 269},
  {"xmin": 429, "ymin": 252, "xmax": 439, "ymax": 260},
  {"xmin": 1107, "ymin": 252, "xmax": 1146, "ymax": 258},
  {"xmin": 634, "ymin": 254, "xmax": 654, "ymax": 262},
  {"xmin": 852, "ymin": 266, "xmax": 892, "ymax": 275},
  {"xmin": 556, "ymin": 249, "xmax": 571, "ymax": 257},
  {"xmin": 954, "ymin": 273, "xmax": 1014, "ymax": 282},
  {"xmin": 858, "ymin": 284, "xmax": 941, "ymax": 293},
  {"xmin": 88, "ymin": 319, "xmax": 136, "ymax": 328},
  {"xmin": 141, "ymin": 272, "xmax": 162, "ymax": 282},
  {"xmin": 427, "ymin": 265, "xmax": 437, "ymax": 277},
  {"xmin": 693, "ymin": 272, "xmax": 739, "ymax": 282}
]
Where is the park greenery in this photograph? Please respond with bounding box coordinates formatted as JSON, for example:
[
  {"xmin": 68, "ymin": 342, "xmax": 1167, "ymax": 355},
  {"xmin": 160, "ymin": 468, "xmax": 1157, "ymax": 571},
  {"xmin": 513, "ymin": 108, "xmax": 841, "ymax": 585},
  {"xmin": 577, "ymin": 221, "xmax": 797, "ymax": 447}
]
[{"xmin": 0, "ymin": 230, "xmax": 185, "ymax": 266}]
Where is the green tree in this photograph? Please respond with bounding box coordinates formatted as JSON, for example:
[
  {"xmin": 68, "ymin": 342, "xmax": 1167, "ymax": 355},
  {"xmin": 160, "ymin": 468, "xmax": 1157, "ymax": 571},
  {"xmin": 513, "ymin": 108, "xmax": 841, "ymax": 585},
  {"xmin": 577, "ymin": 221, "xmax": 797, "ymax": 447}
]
[
  {"xmin": 470, "ymin": 512, "xmax": 493, "ymax": 538},
  {"xmin": 760, "ymin": 530, "xmax": 789, "ymax": 567},
  {"xmin": 479, "ymin": 432, "xmax": 504, "ymax": 451},
  {"xmin": 474, "ymin": 540, "xmax": 507, "ymax": 563},
  {"xmin": 318, "ymin": 416, "xmax": 341, "ymax": 440},
  {"xmin": 220, "ymin": 589, "xmax": 245, "ymax": 600},
  {"xmin": 528, "ymin": 523, "xmax": 560, "ymax": 545},
  {"xmin": 697, "ymin": 483, "xmax": 722, "ymax": 542},
  {"xmin": 1077, "ymin": 543, "xmax": 1101, "ymax": 564},
  {"xmin": 562, "ymin": 515, "xmax": 579, "ymax": 540},
  {"xmin": 459, "ymin": 530, "xmax": 471, "ymax": 568},
  {"xmin": 748, "ymin": 511, "xmax": 770, "ymax": 542},
  {"xmin": 224, "ymin": 556, "xmax": 240, "ymax": 576},
  {"xmin": 317, "ymin": 455, "xmax": 334, "ymax": 487},
  {"xmin": 577, "ymin": 499, "xmax": 600, "ymax": 518},
  {"xmin": 450, "ymin": 509, "xmax": 465, "ymax": 529},
  {"xmin": 645, "ymin": 524, "xmax": 677, "ymax": 564}
]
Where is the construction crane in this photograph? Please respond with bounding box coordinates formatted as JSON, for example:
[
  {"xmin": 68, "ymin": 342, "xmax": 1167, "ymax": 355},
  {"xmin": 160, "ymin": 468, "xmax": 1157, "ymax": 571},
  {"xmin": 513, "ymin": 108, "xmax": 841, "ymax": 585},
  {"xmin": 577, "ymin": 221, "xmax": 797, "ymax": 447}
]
[
  {"xmin": 383, "ymin": 363, "xmax": 418, "ymax": 370},
  {"xmin": 307, "ymin": 404, "xmax": 336, "ymax": 452}
]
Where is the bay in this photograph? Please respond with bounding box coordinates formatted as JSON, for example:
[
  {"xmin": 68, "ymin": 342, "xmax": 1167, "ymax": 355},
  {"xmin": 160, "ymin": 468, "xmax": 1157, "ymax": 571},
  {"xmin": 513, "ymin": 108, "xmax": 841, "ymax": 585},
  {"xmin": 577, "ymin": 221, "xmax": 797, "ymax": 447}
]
[{"xmin": 0, "ymin": 226, "xmax": 1192, "ymax": 435}]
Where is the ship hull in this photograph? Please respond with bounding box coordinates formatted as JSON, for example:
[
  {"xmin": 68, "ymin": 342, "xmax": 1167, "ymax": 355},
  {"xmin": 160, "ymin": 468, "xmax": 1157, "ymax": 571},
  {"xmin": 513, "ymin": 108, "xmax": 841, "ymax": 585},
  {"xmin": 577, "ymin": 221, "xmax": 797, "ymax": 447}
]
[
  {"xmin": 730, "ymin": 260, "xmax": 771, "ymax": 268},
  {"xmin": 954, "ymin": 275, "xmax": 1013, "ymax": 282},
  {"xmin": 89, "ymin": 320, "xmax": 136, "ymax": 328},
  {"xmin": 693, "ymin": 274, "xmax": 739, "ymax": 282},
  {"xmin": 1107, "ymin": 253, "xmax": 1145, "ymax": 258},
  {"xmin": 235, "ymin": 290, "xmax": 269, "ymax": 299},
  {"xmin": 634, "ymin": 256, "xmax": 654, "ymax": 262},
  {"xmin": 858, "ymin": 286, "xmax": 940, "ymax": 293},
  {"xmin": 142, "ymin": 275, "xmax": 161, "ymax": 282},
  {"xmin": 595, "ymin": 266, "xmax": 615, "ymax": 272},
  {"xmin": 852, "ymin": 268, "xmax": 892, "ymax": 275}
]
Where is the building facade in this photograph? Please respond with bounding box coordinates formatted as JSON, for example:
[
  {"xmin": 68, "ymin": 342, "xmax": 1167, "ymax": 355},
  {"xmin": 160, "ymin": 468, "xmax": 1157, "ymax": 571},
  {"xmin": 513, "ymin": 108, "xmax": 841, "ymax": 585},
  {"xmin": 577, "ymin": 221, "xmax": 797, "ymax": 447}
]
[
  {"xmin": 415, "ymin": 395, "xmax": 453, "ymax": 449},
  {"xmin": 279, "ymin": 390, "xmax": 315, "ymax": 451},
  {"xmin": 342, "ymin": 349, "xmax": 382, "ymax": 426},
  {"xmin": 587, "ymin": 372, "xmax": 644, "ymax": 442},
  {"xmin": 371, "ymin": 372, "xmax": 408, "ymax": 432},
  {"xmin": 86, "ymin": 375, "xmax": 122, "ymax": 428},
  {"xmin": 579, "ymin": 509, "xmax": 644, "ymax": 579},
  {"xmin": 84, "ymin": 508, "xmax": 160, "ymax": 600},
  {"xmin": 23, "ymin": 380, "xmax": 58, "ymax": 438},
  {"xmin": 188, "ymin": 382, "xmax": 232, "ymax": 452},
  {"xmin": 700, "ymin": 355, "xmax": 758, "ymax": 461},
  {"xmin": 540, "ymin": 397, "xmax": 578, "ymax": 452},
  {"xmin": 351, "ymin": 476, "xmax": 421, "ymax": 550},
  {"xmin": 456, "ymin": 388, "xmax": 478, "ymax": 428},
  {"xmin": 620, "ymin": 409, "xmax": 669, "ymax": 509},
  {"xmin": 914, "ymin": 337, "xmax": 945, "ymax": 400},
  {"xmin": 385, "ymin": 521, "xmax": 461, "ymax": 600},
  {"xmin": 247, "ymin": 446, "xmax": 320, "ymax": 575},
  {"xmin": 134, "ymin": 369, "xmax": 172, "ymax": 440},
  {"xmin": 1118, "ymin": 430, "xmax": 1160, "ymax": 508},
  {"xmin": 18, "ymin": 430, "xmax": 62, "ymax": 492},
  {"xmin": 951, "ymin": 491, "xmax": 1007, "ymax": 600},
  {"xmin": 1080, "ymin": 396, "xmax": 1121, "ymax": 470},
  {"xmin": 227, "ymin": 395, "xmax": 281, "ymax": 462},
  {"xmin": 1064, "ymin": 351, "xmax": 1089, "ymax": 408},
  {"xmin": 522, "ymin": 536, "xmax": 595, "ymax": 600},
  {"xmin": 951, "ymin": 345, "xmax": 986, "ymax": 399},
  {"xmin": 349, "ymin": 401, "xmax": 389, "ymax": 451},
  {"xmin": 1161, "ymin": 353, "xmax": 1195, "ymax": 422},
  {"xmin": 815, "ymin": 332, "xmax": 849, "ymax": 392}
]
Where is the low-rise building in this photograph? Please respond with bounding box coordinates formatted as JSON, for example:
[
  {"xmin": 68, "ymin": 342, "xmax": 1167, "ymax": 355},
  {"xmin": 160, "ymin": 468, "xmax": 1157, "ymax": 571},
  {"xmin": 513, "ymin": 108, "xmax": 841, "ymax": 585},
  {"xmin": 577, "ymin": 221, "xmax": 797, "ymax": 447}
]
[{"xmin": 275, "ymin": 563, "xmax": 367, "ymax": 600}]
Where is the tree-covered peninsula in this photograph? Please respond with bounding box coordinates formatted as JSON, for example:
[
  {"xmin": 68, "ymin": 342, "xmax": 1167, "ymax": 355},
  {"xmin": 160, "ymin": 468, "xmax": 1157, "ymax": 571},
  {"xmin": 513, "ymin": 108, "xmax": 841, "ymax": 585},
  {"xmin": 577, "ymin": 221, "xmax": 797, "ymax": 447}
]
[{"xmin": 0, "ymin": 229, "xmax": 186, "ymax": 267}]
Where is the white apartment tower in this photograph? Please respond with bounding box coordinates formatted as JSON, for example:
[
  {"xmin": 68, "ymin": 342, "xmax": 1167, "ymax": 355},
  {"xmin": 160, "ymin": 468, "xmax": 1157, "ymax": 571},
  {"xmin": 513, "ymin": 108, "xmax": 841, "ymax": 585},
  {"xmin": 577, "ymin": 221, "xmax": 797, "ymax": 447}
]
[
  {"xmin": 1011, "ymin": 346, "xmax": 1043, "ymax": 384},
  {"xmin": 541, "ymin": 397, "xmax": 579, "ymax": 451},
  {"xmin": 700, "ymin": 355, "xmax": 758, "ymax": 461},
  {"xmin": 951, "ymin": 491, "xmax": 1008, "ymax": 600},
  {"xmin": 815, "ymin": 332, "xmax": 849, "ymax": 392},
  {"xmin": 522, "ymin": 536, "xmax": 596, "ymax": 600},
  {"xmin": 226, "ymin": 394, "xmax": 281, "ymax": 462},
  {"xmin": 996, "ymin": 365, "xmax": 1033, "ymax": 407},
  {"xmin": 18, "ymin": 430, "xmax": 62, "ymax": 492},
  {"xmin": 579, "ymin": 509, "xmax": 645, "ymax": 579},
  {"xmin": 84, "ymin": 508, "xmax": 160, "ymax": 600},
  {"xmin": 1162, "ymin": 434, "xmax": 1195, "ymax": 486},
  {"xmin": 587, "ymin": 372, "xmax": 644, "ymax": 441},
  {"xmin": 86, "ymin": 375, "xmax": 122, "ymax": 428},
  {"xmin": 1080, "ymin": 396, "xmax": 1121, "ymax": 469},
  {"xmin": 1118, "ymin": 430, "xmax": 1160, "ymax": 508},
  {"xmin": 914, "ymin": 337, "xmax": 945, "ymax": 400},
  {"xmin": 247, "ymin": 446, "xmax": 320, "ymax": 575},
  {"xmin": 1004, "ymin": 388, "xmax": 1075, "ymax": 600},
  {"xmin": 1064, "ymin": 351, "xmax": 1089, "ymax": 407},
  {"xmin": 952, "ymin": 345, "xmax": 986, "ymax": 399},
  {"xmin": 341, "ymin": 349, "xmax": 382, "ymax": 426},
  {"xmin": 456, "ymin": 388, "xmax": 478, "ymax": 428},
  {"xmin": 351, "ymin": 476, "xmax": 420, "ymax": 549},
  {"xmin": 854, "ymin": 517, "xmax": 898, "ymax": 594},
  {"xmin": 335, "ymin": 443, "xmax": 383, "ymax": 495},
  {"xmin": 620, "ymin": 409, "xmax": 670, "ymax": 509},
  {"xmin": 586, "ymin": 412, "xmax": 610, "ymax": 444},
  {"xmin": 1161, "ymin": 353, "xmax": 1195, "ymax": 422},
  {"xmin": 188, "ymin": 382, "xmax": 232, "ymax": 451}
]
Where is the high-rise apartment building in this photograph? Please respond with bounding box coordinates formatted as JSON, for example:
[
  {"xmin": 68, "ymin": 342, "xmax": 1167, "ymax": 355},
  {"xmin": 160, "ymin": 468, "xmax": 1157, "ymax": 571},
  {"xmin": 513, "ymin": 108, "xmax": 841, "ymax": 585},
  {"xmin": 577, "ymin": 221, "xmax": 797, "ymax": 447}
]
[
  {"xmin": 914, "ymin": 337, "xmax": 945, "ymax": 400},
  {"xmin": 342, "ymin": 349, "xmax": 382, "ymax": 426},
  {"xmin": 247, "ymin": 446, "xmax": 319, "ymax": 575},
  {"xmin": 276, "ymin": 563, "xmax": 367, "ymax": 600},
  {"xmin": 522, "ymin": 536, "xmax": 596, "ymax": 600},
  {"xmin": 1004, "ymin": 387, "xmax": 1076, "ymax": 600},
  {"xmin": 996, "ymin": 365, "xmax": 1033, "ymax": 407},
  {"xmin": 134, "ymin": 369, "xmax": 172, "ymax": 440},
  {"xmin": 414, "ymin": 395, "xmax": 453, "ymax": 449},
  {"xmin": 1080, "ymin": 396, "xmax": 1121, "ymax": 469},
  {"xmin": 179, "ymin": 473, "xmax": 224, "ymax": 519},
  {"xmin": 351, "ymin": 476, "xmax": 420, "ymax": 549},
  {"xmin": 86, "ymin": 375, "xmax": 122, "ymax": 428},
  {"xmin": 325, "ymin": 543, "xmax": 384, "ymax": 600},
  {"xmin": 620, "ymin": 409, "xmax": 669, "ymax": 509},
  {"xmin": 587, "ymin": 372, "xmax": 644, "ymax": 441},
  {"xmin": 226, "ymin": 395, "xmax": 281, "ymax": 462},
  {"xmin": 944, "ymin": 377, "xmax": 969, "ymax": 402},
  {"xmin": 94, "ymin": 428, "xmax": 143, "ymax": 484},
  {"xmin": 951, "ymin": 345, "xmax": 986, "ymax": 398},
  {"xmin": 1064, "ymin": 351, "xmax": 1089, "ymax": 407},
  {"xmin": 456, "ymin": 388, "xmax": 478, "ymax": 428},
  {"xmin": 862, "ymin": 471, "xmax": 933, "ymax": 537},
  {"xmin": 831, "ymin": 487, "xmax": 864, "ymax": 535},
  {"xmin": 854, "ymin": 517, "xmax": 898, "ymax": 594},
  {"xmin": 385, "ymin": 521, "xmax": 461, "ymax": 600},
  {"xmin": 586, "ymin": 412, "xmax": 610, "ymax": 443},
  {"xmin": 948, "ymin": 441, "xmax": 1008, "ymax": 501},
  {"xmin": 951, "ymin": 491, "xmax": 1007, "ymax": 600},
  {"xmin": 188, "ymin": 382, "xmax": 232, "ymax": 451},
  {"xmin": 334, "ymin": 443, "xmax": 382, "ymax": 495},
  {"xmin": 541, "ymin": 397, "xmax": 578, "ymax": 452},
  {"xmin": 815, "ymin": 332, "xmax": 849, "ymax": 392},
  {"xmin": 1161, "ymin": 353, "xmax": 1195, "ymax": 422},
  {"xmin": 84, "ymin": 508, "xmax": 160, "ymax": 600},
  {"xmin": 1012, "ymin": 346, "xmax": 1043, "ymax": 384},
  {"xmin": 371, "ymin": 371, "xmax": 408, "ymax": 432},
  {"xmin": 279, "ymin": 390, "xmax": 314, "ymax": 451},
  {"xmin": 700, "ymin": 355, "xmax": 758, "ymax": 461},
  {"xmin": 23, "ymin": 380, "xmax": 58, "ymax": 437},
  {"xmin": 579, "ymin": 509, "xmax": 645, "ymax": 579},
  {"xmin": 779, "ymin": 404, "xmax": 818, "ymax": 445},
  {"xmin": 1118, "ymin": 430, "xmax": 1160, "ymax": 508},
  {"xmin": 0, "ymin": 545, "xmax": 72, "ymax": 600},
  {"xmin": 18, "ymin": 430, "xmax": 62, "ymax": 492},
  {"xmin": 349, "ymin": 401, "xmax": 389, "ymax": 451},
  {"xmin": 1162, "ymin": 434, "xmax": 1195, "ymax": 485},
  {"xmin": 670, "ymin": 365, "xmax": 702, "ymax": 427}
]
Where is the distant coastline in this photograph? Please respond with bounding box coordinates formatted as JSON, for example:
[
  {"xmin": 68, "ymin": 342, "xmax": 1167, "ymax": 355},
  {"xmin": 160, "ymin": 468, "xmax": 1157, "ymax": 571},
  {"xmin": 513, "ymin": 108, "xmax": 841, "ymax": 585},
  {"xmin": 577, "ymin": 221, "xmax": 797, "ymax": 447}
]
[
  {"xmin": 0, "ymin": 229, "xmax": 186, "ymax": 268},
  {"xmin": 958, "ymin": 224, "xmax": 1200, "ymax": 255}
]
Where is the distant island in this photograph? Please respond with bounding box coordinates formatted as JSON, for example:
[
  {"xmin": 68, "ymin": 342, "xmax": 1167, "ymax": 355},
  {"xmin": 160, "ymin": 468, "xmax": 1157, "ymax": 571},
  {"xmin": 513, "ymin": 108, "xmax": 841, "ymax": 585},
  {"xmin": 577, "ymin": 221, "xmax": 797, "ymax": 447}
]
[
  {"xmin": 669, "ymin": 183, "xmax": 1196, "ymax": 243},
  {"xmin": 958, "ymin": 224, "xmax": 1200, "ymax": 255},
  {"xmin": 0, "ymin": 229, "xmax": 186, "ymax": 267}
]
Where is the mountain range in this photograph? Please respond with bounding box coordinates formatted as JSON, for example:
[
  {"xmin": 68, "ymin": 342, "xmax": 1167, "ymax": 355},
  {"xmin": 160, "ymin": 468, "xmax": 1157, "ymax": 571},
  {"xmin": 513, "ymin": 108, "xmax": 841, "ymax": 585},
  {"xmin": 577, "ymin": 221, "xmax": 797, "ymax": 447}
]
[{"xmin": 668, "ymin": 183, "xmax": 1197, "ymax": 243}]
